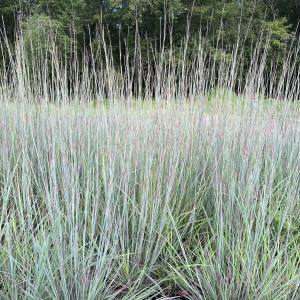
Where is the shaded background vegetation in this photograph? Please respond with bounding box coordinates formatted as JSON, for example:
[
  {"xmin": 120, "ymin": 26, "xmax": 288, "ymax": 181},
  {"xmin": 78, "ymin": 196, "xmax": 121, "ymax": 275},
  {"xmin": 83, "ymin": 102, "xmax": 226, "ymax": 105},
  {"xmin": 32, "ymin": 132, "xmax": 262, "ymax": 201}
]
[{"xmin": 0, "ymin": 0, "xmax": 299, "ymax": 96}]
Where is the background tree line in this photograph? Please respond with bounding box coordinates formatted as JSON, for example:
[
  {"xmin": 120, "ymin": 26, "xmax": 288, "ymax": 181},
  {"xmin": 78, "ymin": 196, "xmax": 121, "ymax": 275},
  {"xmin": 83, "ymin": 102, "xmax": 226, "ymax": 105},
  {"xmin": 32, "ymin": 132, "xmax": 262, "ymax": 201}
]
[{"xmin": 0, "ymin": 0, "xmax": 299, "ymax": 96}]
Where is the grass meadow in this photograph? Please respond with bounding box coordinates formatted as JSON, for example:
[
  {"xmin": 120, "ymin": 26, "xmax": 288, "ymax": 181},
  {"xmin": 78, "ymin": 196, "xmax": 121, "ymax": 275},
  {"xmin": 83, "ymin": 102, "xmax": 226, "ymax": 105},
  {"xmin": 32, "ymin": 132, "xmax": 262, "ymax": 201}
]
[{"xmin": 0, "ymin": 22, "xmax": 299, "ymax": 299}]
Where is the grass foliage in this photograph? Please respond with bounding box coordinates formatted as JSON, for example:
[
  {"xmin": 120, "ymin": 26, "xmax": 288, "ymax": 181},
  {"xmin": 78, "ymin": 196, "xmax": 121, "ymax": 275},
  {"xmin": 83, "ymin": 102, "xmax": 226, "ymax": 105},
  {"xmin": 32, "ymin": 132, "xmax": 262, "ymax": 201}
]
[{"xmin": 0, "ymin": 21, "xmax": 299, "ymax": 300}]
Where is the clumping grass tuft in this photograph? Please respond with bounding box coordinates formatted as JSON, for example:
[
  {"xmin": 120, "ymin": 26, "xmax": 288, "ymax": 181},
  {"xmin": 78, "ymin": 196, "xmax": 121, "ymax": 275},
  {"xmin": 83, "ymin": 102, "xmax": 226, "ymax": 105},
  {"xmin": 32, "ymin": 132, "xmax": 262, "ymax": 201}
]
[
  {"xmin": 0, "ymin": 22, "xmax": 299, "ymax": 299},
  {"xmin": 0, "ymin": 100, "xmax": 299, "ymax": 299}
]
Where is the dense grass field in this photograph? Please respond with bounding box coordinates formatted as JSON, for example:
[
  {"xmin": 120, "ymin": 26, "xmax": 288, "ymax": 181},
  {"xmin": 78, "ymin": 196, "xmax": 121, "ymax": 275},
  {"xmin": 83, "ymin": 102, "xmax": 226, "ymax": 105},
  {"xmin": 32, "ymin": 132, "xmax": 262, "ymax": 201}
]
[
  {"xmin": 0, "ymin": 98, "xmax": 299, "ymax": 299},
  {"xmin": 0, "ymin": 22, "xmax": 300, "ymax": 299}
]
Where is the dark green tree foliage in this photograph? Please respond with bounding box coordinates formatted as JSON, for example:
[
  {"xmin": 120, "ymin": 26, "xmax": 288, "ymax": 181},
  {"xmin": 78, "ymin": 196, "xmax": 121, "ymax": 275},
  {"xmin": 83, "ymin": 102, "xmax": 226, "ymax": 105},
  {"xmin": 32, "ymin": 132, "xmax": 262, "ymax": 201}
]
[
  {"xmin": 22, "ymin": 14, "xmax": 71, "ymax": 57},
  {"xmin": 0, "ymin": 0, "xmax": 299, "ymax": 88},
  {"xmin": 0, "ymin": 0, "xmax": 19, "ymax": 42},
  {"xmin": 0, "ymin": 0, "xmax": 22, "ymax": 65},
  {"xmin": 264, "ymin": 0, "xmax": 300, "ymax": 31}
]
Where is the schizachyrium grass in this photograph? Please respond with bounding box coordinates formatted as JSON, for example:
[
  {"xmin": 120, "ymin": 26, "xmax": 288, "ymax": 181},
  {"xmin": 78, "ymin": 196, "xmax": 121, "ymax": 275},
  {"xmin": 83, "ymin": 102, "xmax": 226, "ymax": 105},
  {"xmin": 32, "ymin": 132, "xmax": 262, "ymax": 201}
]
[{"xmin": 0, "ymin": 20, "xmax": 299, "ymax": 300}]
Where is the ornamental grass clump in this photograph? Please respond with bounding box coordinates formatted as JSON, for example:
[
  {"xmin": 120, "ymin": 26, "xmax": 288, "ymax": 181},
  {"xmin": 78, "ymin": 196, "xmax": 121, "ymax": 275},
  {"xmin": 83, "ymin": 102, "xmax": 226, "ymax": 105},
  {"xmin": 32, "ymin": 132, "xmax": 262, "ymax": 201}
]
[{"xmin": 0, "ymin": 16, "xmax": 299, "ymax": 300}]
